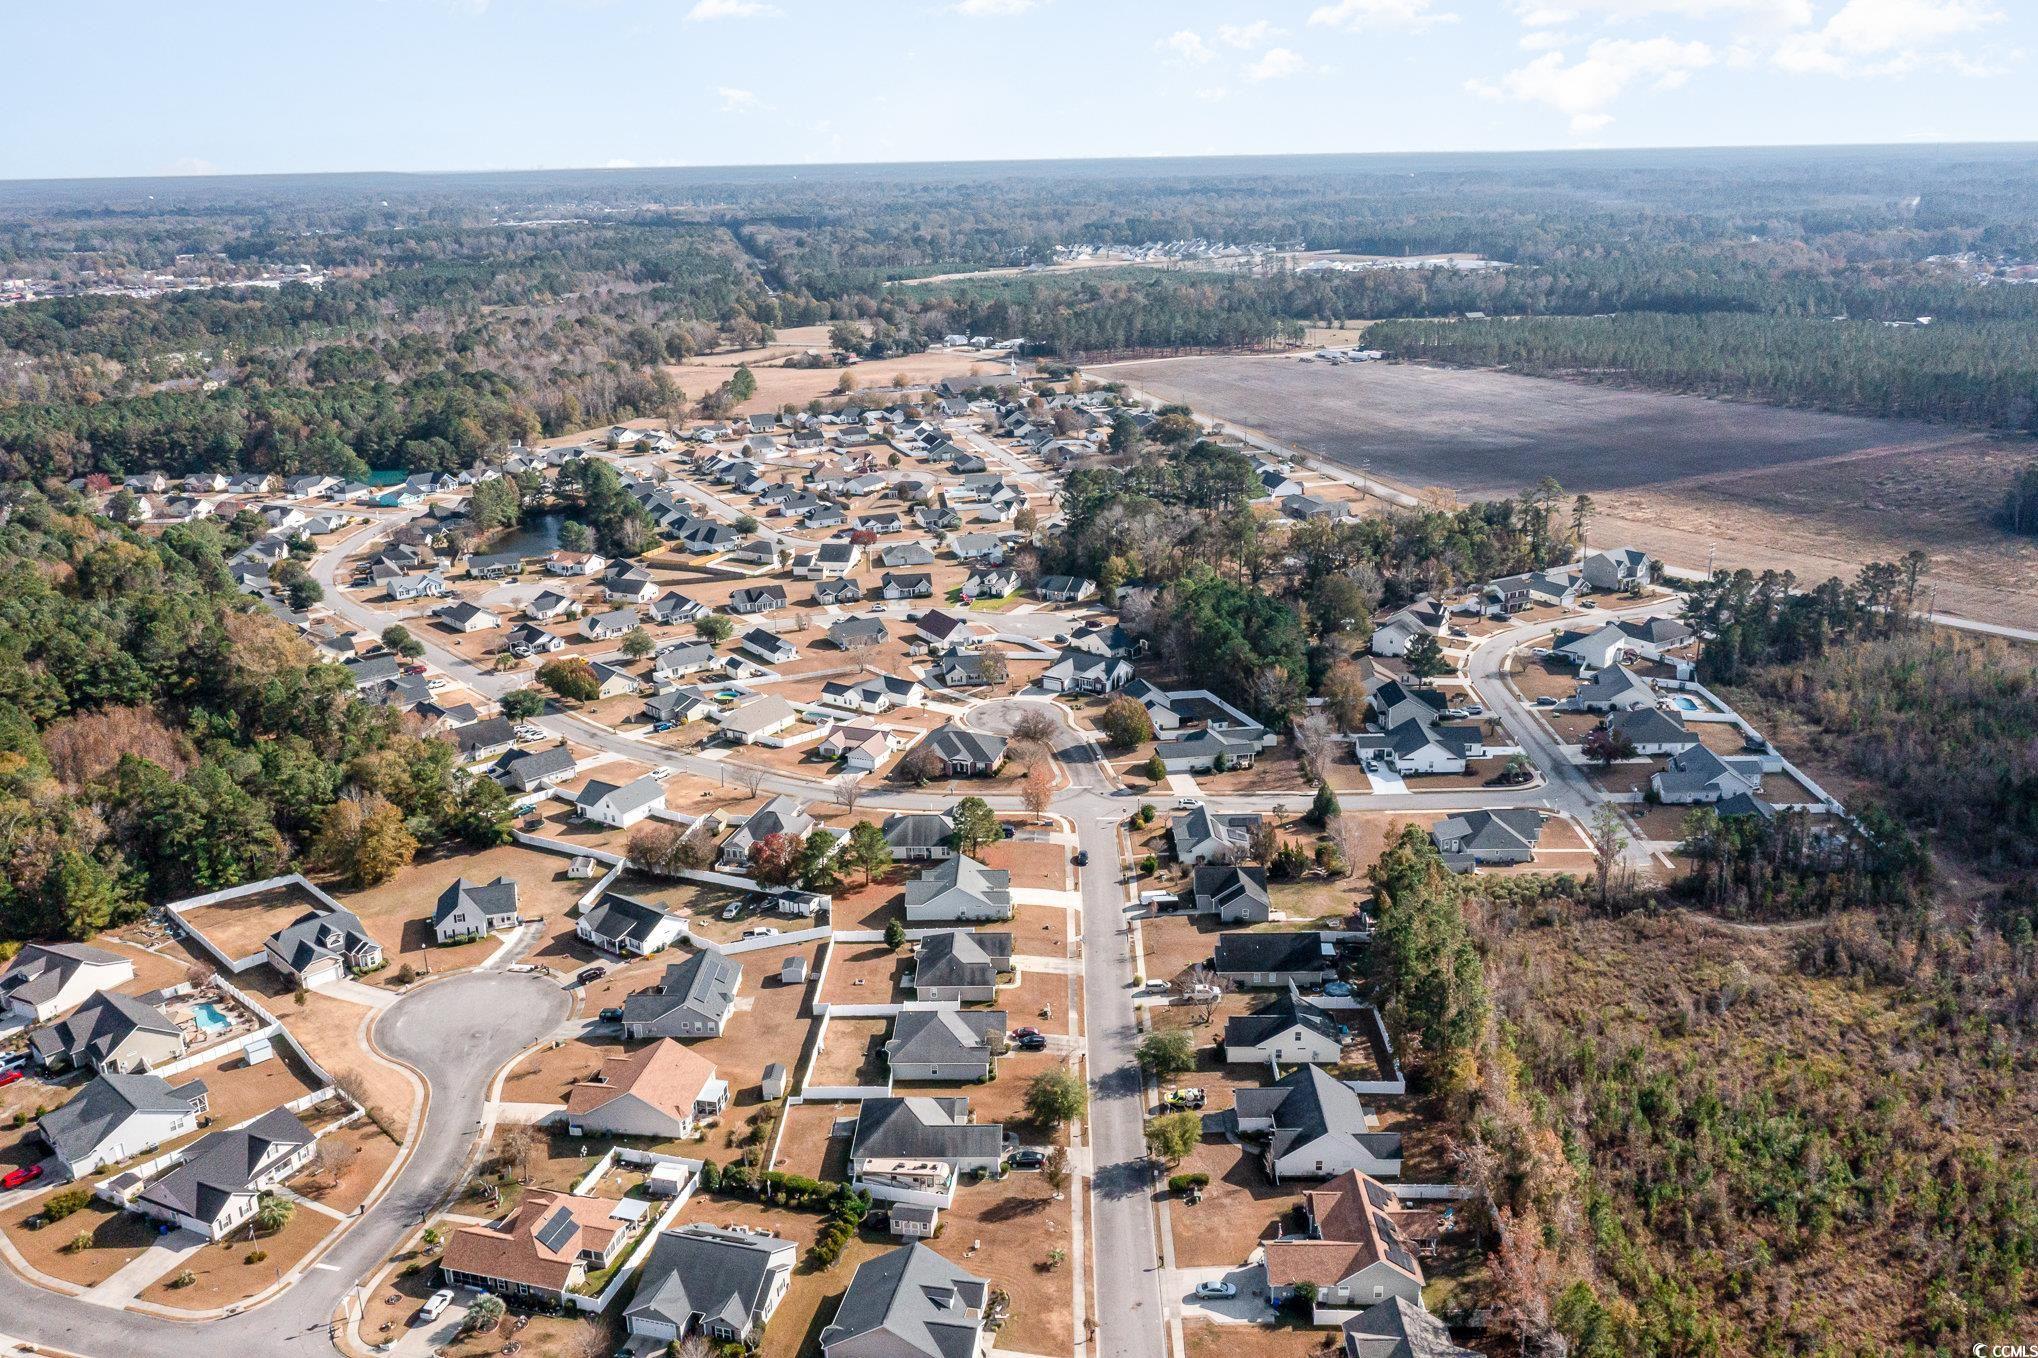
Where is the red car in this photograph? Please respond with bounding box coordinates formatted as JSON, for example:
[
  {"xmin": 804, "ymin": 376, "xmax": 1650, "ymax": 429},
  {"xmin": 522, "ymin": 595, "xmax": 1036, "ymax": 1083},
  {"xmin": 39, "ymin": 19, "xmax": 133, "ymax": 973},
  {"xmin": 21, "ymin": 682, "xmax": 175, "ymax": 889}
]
[
  {"xmin": 0, "ymin": 1069, "xmax": 24, "ymax": 1089},
  {"xmin": 0, "ymin": 1164, "xmax": 42, "ymax": 1191}
]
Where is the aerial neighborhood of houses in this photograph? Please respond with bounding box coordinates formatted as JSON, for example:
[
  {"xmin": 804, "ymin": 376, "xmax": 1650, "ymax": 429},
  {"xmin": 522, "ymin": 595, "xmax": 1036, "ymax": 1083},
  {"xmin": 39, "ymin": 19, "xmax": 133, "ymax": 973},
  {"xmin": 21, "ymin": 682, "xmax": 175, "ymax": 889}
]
[{"xmin": 13, "ymin": 365, "xmax": 1856, "ymax": 1358}]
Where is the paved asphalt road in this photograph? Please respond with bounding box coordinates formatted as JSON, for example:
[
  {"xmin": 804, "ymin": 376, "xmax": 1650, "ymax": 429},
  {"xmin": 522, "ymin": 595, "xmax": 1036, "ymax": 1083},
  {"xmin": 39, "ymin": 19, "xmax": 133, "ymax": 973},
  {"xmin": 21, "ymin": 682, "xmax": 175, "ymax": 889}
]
[{"xmin": 0, "ymin": 970, "xmax": 567, "ymax": 1358}]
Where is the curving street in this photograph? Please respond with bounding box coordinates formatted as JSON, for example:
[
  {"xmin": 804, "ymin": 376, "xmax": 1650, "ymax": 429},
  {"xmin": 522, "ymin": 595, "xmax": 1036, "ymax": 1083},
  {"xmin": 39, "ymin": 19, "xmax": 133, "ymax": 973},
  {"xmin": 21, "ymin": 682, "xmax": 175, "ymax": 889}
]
[{"xmin": 0, "ymin": 970, "xmax": 568, "ymax": 1358}]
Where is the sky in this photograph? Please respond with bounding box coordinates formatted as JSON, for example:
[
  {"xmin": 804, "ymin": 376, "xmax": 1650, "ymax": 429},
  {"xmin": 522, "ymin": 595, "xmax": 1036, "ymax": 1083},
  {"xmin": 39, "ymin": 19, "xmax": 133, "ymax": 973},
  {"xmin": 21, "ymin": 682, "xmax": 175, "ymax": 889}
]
[{"xmin": 6, "ymin": 0, "xmax": 2033, "ymax": 180}]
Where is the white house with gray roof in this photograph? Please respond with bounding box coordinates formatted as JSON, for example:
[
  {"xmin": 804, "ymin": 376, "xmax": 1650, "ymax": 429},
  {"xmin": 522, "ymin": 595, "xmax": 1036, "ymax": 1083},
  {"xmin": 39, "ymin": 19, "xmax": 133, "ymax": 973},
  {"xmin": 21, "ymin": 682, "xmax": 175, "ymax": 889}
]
[
  {"xmin": 264, "ymin": 906, "xmax": 383, "ymax": 987},
  {"xmin": 578, "ymin": 893, "xmax": 684, "ymax": 957},
  {"xmin": 38, "ymin": 1070, "xmax": 211, "ymax": 1180},
  {"xmin": 432, "ymin": 876, "xmax": 522, "ymax": 943},
  {"xmin": 628, "ymin": 1224, "xmax": 797, "ymax": 1347},
  {"xmin": 573, "ymin": 774, "xmax": 667, "ymax": 828},
  {"xmin": 0, "ymin": 942, "xmax": 133, "ymax": 1024},
  {"xmin": 128, "ymin": 1107, "xmax": 314, "ymax": 1240},
  {"xmin": 28, "ymin": 991, "xmax": 185, "ymax": 1074},
  {"xmin": 621, "ymin": 951, "xmax": 742, "ymax": 1039},
  {"xmin": 903, "ymin": 856, "xmax": 1012, "ymax": 923},
  {"xmin": 821, "ymin": 1242, "xmax": 992, "ymax": 1358},
  {"xmin": 884, "ymin": 1009, "xmax": 1006, "ymax": 1082}
]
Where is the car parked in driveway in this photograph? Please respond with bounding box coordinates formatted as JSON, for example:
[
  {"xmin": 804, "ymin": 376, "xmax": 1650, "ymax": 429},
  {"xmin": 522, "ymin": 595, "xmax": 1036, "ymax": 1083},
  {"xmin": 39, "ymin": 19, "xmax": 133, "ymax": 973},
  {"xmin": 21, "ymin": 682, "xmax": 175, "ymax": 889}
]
[
  {"xmin": 1193, "ymin": 1281, "xmax": 1238, "ymax": 1300},
  {"xmin": 1007, "ymin": 1148, "xmax": 1046, "ymax": 1169},
  {"xmin": 1, "ymin": 1164, "xmax": 43, "ymax": 1191},
  {"xmin": 417, "ymin": 1288, "xmax": 456, "ymax": 1324},
  {"xmin": 1013, "ymin": 1033, "xmax": 1048, "ymax": 1051},
  {"xmin": 0, "ymin": 1069, "xmax": 24, "ymax": 1089}
]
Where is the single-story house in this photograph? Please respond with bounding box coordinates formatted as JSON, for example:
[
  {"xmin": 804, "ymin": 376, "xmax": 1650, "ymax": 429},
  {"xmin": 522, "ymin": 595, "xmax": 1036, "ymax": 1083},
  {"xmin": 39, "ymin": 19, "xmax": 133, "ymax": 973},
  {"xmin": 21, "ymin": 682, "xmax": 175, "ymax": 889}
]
[
  {"xmin": 627, "ymin": 1224, "xmax": 797, "ymax": 1348},
  {"xmin": 884, "ymin": 812, "xmax": 955, "ymax": 862},
  {"xmin": 849, "ymin": 1097, "xmax": 1005, "ymax": 1183},
  {"xmin": 432, "ymin": 876, "xmax": 522, "ymax": 943},
  {"xmin": 578, "ymin": 892, "xmax": 685, "ymax": 956},
  {"xmin": 883, "ymin": 1009, "xmax": 1006, "ymax": 1083},
  {"xmin": 820, "ymin": 1243, "xmax": 992, "ymax": 1358},
  {"xmin": 1171, "ymin": 806, "xmax": 1262, "ymax": 866},
  {"xmin": 920, "ymin": 724, "xmax": 1006, "ymax": 776},
  {"xmin": 129, "ymin": 1107, "xmax": 315, "ymax": 1241},
  {"xmin": 442, "ymin": 1190, "xmax": 639, "ymax": 1306},
  {"xmin": 566, "ymin": 1039, "xmax": 729, "ymax": 1140},
  {"xmin": 1191, "ymin": 865, "xmax": 1273, "ymax": 924},
  {"xmin": 1224, "ymin": 984, "xmax": 1347, "ymax": 1066},
  {"xmin": 1213, "ymin": 931, "xmax": 1336, "ymax": 988},
  {"xmin": 573, "ymin": 774, "xmax": 667, "ymax": 828},
  {"xmin": 911, "ymin": 930, "xmax": 1012, "ymax": 1003},
  {"xmin": 903, "ymin": 855, "xmax": 1013, "ymax": 923},
  {"xmin": 1652, "ymin": 744, "xmax": 1765, "ymax": 805},
  {"xmin": 29, "ymin": 991, "xmax": 185, "ymax": 1075},
  {"xmin": 621, "ymin": 951, "xmax": 742, "ymax": 1040},
  {"xmin": 38, "ymin": 1071, "xmax": 211, "ymax": 1180},
  {"xmin": 718, "ymin": 694, "xmax": 800, "ymax": 744},
  {"xmin": 1430, "ymin": 809, "xmax": 1545, "ymax": 870},
  {"xmin": 1235, "ymin": 1065, "xmax": 1402, "ymax": 1183},
  {"xmin": 1263, "ymin": 1171, "xmax": 1426, "ymax": 1319},
  {"xmin": 0, "ymin": 942, "xmax": 133, "ymax": 1024},
  {"xmin": 494, "ymin": 743, "xmax": 576, "ymax": 790}
]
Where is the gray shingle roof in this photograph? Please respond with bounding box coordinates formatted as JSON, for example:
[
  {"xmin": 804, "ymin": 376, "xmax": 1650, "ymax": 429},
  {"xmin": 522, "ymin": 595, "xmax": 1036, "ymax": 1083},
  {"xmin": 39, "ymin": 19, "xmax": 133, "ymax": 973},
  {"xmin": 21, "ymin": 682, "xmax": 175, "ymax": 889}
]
[
  {"xmin": 884, "ymin": 1009, "xmax": 1005, "ymax": 1067},
  {"xmin": 39, "ymin": 1071, "xmax": 207, "ymax": 1163},
  {"xmin": 27, "ymin": 991, "xmax": 179, "ymax": 1069},
  {"xmin": 849, "ymin": 1097, "xmax": 1004, "ymax": 1164},
  {"xmin": 822, "ymin": 1243, "xmax": 991, "ymax": 1358},
  {"xmin": 621, "ymin": 951, "xmax": 741, "ymax": 1030},
  {"xmin": 134, "ymin": 1107, "xmax": 311, "ymax": 1228},
  {"xmin": 629, "ymin": 1224, "xmax": 793, "ymax": 1336}
]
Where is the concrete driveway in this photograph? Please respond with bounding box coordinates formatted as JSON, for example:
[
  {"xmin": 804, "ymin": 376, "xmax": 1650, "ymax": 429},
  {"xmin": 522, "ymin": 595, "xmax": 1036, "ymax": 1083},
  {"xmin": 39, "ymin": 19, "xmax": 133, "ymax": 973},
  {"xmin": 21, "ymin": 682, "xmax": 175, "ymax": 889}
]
[{"xmin": 1171, "ymin": 1262, "xmax": 1277, "ymax": 1323}]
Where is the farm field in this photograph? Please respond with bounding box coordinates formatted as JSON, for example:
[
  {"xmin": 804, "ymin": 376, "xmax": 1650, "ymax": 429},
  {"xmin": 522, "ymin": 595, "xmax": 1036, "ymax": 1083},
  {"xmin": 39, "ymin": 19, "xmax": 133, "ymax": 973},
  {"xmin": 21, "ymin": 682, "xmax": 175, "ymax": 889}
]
[{"xmin": 1096, "ymin": 354, "xmax": 2038, "ymax": 630}]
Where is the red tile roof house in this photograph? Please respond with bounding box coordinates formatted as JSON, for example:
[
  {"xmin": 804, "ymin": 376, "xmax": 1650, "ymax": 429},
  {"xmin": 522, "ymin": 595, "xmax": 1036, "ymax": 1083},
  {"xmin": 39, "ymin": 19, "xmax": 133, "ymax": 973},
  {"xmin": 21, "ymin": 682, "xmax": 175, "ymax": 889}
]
[
  {"xmin": 440, "ymin": 1190, "xmax": 640, "ymax": 1306},
  {"xmin": 565, "ymin": 1039, "xmax": 729, "ymax": 1140},
  {"xmin": 1263, "ymin": 1170, "xmax": 1427, "ymax": 1322}
]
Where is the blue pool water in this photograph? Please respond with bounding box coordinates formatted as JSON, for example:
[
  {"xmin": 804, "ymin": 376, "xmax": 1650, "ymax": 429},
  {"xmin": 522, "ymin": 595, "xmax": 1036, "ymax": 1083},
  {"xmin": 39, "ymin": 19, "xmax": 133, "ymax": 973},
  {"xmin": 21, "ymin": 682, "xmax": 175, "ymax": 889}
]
[
  {"xmin": 1669, "ymin": 695, "xmax": 1702, "ymax": 713},
  {"xmin": 191, "ymin": 1002, "xmax": 232, "ymax": 1034}
]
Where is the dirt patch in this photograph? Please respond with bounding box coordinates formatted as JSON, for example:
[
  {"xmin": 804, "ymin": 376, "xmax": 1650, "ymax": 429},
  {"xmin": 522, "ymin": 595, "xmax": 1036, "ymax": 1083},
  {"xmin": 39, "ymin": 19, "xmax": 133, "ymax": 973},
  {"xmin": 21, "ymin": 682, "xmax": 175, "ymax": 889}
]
[
  {"xmin": 819, "ymin": 942, "xmax": 908, "ymax": 1006},
  {"xmin": 174, "ymin": 880, "xmax": 330, "ymax": 965},
  {"xmin": 333, "ymin": 842, "xmax": 591, "ymax": 980},
  {"xmin": 1165, "ymin": 1136, "xmax": 1298, "ymax": 1269},
  {"xmin": 811, "ymin": 1018, "xmax": 890, "ymax": 1088},
  {"xmin": 0, "ymin": 1195, "xmax": 157, "ymax": 1287},
  {"xmin": 277, "ymin": 990, "xmax": 419, "ymax": 1139},
  {"xmin": 978, "ymin": 838, "xmax": 1069, "ymax": 893}
]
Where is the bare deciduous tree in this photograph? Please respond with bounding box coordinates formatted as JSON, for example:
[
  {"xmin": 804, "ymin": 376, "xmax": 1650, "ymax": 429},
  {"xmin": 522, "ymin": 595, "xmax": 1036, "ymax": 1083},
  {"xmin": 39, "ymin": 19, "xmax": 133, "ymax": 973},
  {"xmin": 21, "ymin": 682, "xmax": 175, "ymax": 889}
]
[
  {"xmin": 1291, "ymin": 711, "xmax": 1339, "ymax": 782},
  {"xmin": 833, "ymin": 776, "xmax": 865, "ymax": 816}
]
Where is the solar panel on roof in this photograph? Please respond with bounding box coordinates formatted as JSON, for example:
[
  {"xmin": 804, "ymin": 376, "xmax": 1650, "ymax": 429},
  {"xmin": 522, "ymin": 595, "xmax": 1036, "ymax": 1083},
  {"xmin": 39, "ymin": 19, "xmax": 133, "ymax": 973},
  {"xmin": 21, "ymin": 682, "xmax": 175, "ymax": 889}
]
[{"xmin": 535, "ymin": 1206, "xmax": 578, "ymax": 1253}]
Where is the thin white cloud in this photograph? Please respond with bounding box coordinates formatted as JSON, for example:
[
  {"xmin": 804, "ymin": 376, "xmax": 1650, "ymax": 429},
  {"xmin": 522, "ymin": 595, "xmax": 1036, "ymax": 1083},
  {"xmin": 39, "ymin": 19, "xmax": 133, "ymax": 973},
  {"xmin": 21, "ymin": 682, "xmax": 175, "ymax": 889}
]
[
  {"xmin": 1309, "ymin": 0, "xmax": 1457, "ymax": 31},
  {"xmin": 716, "ymin": 86, "xmax": 764, "ymax": 113},
  {"xmin": 1468, "ymin": 36, "xmax": 1714, "ymax": 131},
  {"xmin": 684, "ymin": 0, "xmax": 781, "ymax": 18},
  {"xmin": 1217, "ymin": 20, "xmax": 1284, "ymax": 47},
  {"xmin": 1510, "ymin": 0, "xmax": 1810, "ymax": 22},
  {"xmin": 1772, "ymin": 0, "xmax": 2004, "ymax": 75},
  {"xmin": 1158, "ymin": 29, "xmax": 1216, "ymax": 63},
  {"xmin": 1196, "ymin": 85, "xmax": 1233, "ymax": 101},
  {"xmin": 1247, "ymin": 46, "xmax": 1321, "ymax": 80},
  {"xmin": 949, "ymin": 0, "xmax": 1039, "ymax": 14},
  {"xmin": 1520, "ymin": 27, "xmax": 1573, "ymax": 47}
]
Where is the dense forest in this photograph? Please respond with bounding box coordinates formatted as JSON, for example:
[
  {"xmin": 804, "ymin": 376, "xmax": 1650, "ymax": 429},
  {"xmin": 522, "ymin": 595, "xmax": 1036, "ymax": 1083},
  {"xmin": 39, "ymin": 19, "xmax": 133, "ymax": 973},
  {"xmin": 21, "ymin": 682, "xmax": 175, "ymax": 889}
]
[{"xmin": 0, "ymin": 493, "xmax": 510, "ymax": 945}]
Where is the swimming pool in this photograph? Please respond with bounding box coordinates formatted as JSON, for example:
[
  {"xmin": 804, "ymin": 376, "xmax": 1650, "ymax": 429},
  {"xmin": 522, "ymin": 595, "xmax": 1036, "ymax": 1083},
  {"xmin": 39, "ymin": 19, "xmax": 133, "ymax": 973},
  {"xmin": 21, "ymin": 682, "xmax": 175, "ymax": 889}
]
[
  {"xmin": 1668, "ymin": 695, "xmax": 1702, "ymax": 713},
  {"xmin": 191, "ymin": 1002, "xmax": 233, "ymax": 1035}
]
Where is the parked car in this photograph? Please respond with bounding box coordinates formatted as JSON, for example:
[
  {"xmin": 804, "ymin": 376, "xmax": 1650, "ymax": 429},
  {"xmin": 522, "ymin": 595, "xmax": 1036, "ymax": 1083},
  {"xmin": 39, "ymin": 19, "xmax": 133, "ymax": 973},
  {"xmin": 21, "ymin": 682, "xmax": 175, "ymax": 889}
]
[
  {"xmin": 1013, "ymin": 1033, "xmax": 1048, "ymax": 1052},
  {"xmin": 1534, "ymin": 695, "xmax": 1557, "ymax": 706},
  {"xmin": 1, "ymin": 1164, "xmax": 43, "ymax": 1191},
  {"xmin": 514, "ymin": 724, "xmax": 546, "ymax": 741},
  {"xmin": 1166, "ymin": 1088, "xmax": 1206, "ymax": 1110},
  {"xmin": 417, "ymin": 1289, "xmax": 456, "ymax": 1324},
  {"xmin": 1007, "ymin": 1148, "xmax": 1047, "ymax": 1169},
  {"xmin": 649, "ymin": 767, "xmax": 673, "ymax": 781},
  {"xmin": 720, "ymin": 902, "xmax": 743, "ymax": 921},
  {"xmin": 576, "ymin": 965, "xmax": 608, "ymax": 985},
  {"xmin": 598, "ymin": 1007, "xmax": 625, "ymax": 1022},
  {"xmin": 741, "ymin": 926, "xmax": 780, "ymax": 939},
  {"xmin": 1072, "ymin": 850, "xmax": 1089, "ymax": 867},
  {"xmin": 0, "ymin": 1069, "xmax": 24, "ymax": 1089},
  {"xmin": 1010, "ymin": 1026, "xmax": 1042, "ymax": 1042},
  {"xmin": 651, "ymin": 721, "xmax": 675, "ymax": 733},
  {"xmin": 1194, "ymin": 1281, "xmax": 1238, "ymax": 1300}
]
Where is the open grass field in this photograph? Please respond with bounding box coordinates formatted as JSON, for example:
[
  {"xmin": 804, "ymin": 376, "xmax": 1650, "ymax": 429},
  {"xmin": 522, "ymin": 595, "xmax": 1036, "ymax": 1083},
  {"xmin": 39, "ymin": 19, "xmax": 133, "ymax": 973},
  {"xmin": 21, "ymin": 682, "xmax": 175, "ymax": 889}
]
[{"xmin": 1096, "ymin": 353, "xmax": 2038, "ymax": 630}]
